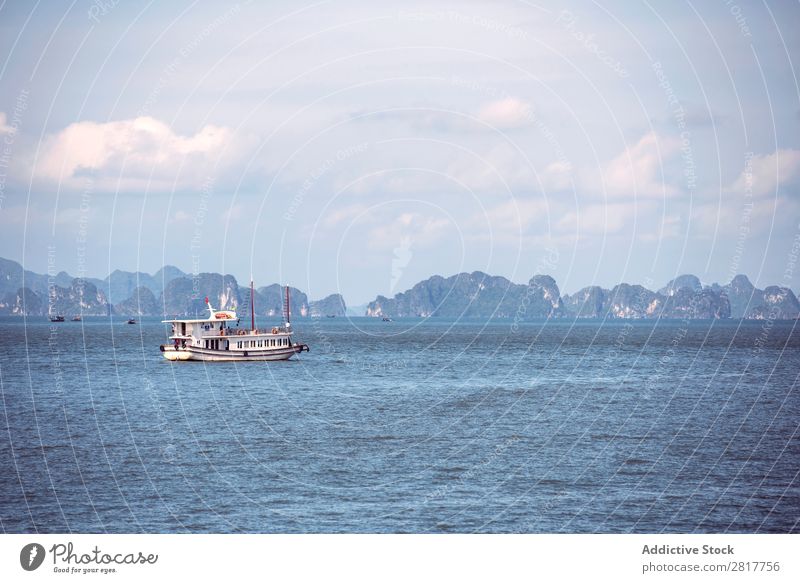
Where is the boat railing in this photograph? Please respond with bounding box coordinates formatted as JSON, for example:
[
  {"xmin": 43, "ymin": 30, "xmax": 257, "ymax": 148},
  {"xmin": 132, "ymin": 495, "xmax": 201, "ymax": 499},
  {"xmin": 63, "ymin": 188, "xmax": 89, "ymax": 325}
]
[{"xmin": 222, "ymin": 326, "xmax": 291, "ymax": 336}]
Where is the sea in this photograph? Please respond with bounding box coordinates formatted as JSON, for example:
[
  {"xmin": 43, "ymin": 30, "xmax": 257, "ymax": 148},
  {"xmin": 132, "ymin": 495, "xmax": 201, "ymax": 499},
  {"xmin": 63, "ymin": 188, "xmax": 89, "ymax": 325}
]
[{"xmin": 0, "ymin": 316, "xmax": 798, "ymax": 533}]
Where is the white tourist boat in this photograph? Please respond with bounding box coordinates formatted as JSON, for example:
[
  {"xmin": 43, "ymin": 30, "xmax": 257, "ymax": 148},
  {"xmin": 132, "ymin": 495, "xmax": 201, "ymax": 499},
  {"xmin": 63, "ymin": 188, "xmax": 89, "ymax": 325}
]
[{"xmin": 160, "ymin": 283, "xmax": 309, "ymax": 362}]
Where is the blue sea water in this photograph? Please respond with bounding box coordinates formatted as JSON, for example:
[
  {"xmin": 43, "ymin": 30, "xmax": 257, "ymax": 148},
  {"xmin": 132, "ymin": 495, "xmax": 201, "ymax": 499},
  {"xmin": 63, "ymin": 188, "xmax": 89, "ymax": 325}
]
[{"xmin": 0, "ymin": 316, "xmax": 798, "ymax": 533}]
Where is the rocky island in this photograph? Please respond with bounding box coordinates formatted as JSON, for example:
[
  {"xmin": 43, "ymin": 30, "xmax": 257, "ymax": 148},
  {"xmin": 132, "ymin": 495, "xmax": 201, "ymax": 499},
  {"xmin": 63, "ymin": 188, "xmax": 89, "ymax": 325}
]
[{"xmin": 0, "ymin": 256, "xmax": 797, "ymax": 320}]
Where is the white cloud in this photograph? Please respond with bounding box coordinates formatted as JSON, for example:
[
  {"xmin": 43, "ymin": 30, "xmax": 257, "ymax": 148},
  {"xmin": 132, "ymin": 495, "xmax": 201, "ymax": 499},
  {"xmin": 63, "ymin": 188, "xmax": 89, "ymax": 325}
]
[
  {"xmin": 587, "ymin": 131, "xmax": 681, "ymax": 199},
  {"xmin": 351, "ymin": 96, "xmax": 534, "ymax": 134},
  {"xmin": 638, "ymin": 214, "xmax": 682, "ymax": 241},
  {"xmin": 342, "ymin": 141, "xmax": 542, "ymax": 196},
  {"xmin": 726, "ymin": 149, "xmax": 800, "ymax": 198},
  {"xmin": 476, "ymin": 97, "xmax": 534, "ymax": 129},
  {"xmin": 484, "ymin": 198, "xmax": 548, "ymax": 232},
  {"xmin": 172, "ymin": 210, "xmax": 192, "ymax": 223},
  {"xmin": 367, "ymin": 212, "xmax": 451, "ymax": 249},
  {"xmin": 0, "ymin": 112, "xmax": 12, "ymax": 135},
  {"xmin": 321, "ymin": 203, "xmax": 369, "ymax": 229},
  {"xmin": 446, "ymin": 142, "xmax": 535, "ymax": 192},
  {"xmin": 36, "ymin": 116, "xmax": 240, "ymax": 191},
  {"xmin": 690, "ymin": 197, "xmax": 782, "ymax": 235},
  {"xmin": 541, "ymin": 160, "xmax": 573, "ymax": 191},
  {"xmin": 556, "ymin": 202, "xmax": 638, "ymax": 236}
]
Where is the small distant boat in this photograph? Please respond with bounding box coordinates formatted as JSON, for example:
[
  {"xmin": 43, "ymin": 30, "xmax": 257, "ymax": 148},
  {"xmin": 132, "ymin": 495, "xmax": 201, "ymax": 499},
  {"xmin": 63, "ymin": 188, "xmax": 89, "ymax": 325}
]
[
  {"xmin": 127, "ymin": 318, "xmax": 137, "ymax": 324},
  {"xmin": 50, "ymin": 315, "xmax": 65, "ymax": 322},
  {"xmin": 382, "ymin": 317, "xmax": 393, "ymax": 322},
  {"xmin": 71, "ymin": 316, "xmax": 82, "ymax": 322},
  {"xmin": 326, "ymin": 315, "xmax": 336, "ymax": 318}
]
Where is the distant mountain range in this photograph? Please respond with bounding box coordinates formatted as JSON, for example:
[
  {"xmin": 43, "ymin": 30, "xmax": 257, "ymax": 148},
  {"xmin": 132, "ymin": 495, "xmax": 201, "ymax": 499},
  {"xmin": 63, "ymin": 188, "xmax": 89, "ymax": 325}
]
[
  {"xmin": 1, "ymin": 256, "xmax": 797, "ymax": 320},
  {"xmin": 0, "ymin": 257, "xmax": 346, "ymax": 318},
  {"xmin": 366, "ymin": 271, "xmax": 799, "ymax": 320}
]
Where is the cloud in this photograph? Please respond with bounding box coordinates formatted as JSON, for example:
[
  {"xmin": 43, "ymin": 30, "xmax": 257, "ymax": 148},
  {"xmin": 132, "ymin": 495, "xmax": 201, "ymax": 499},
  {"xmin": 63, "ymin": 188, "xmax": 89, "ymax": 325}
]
[
  {"xmin": 343, "ymin": 140, "xmax": 545, "ymax": 197},
  {"xmin": 350, "ymin": 96, "xmax": 534, "ymax": 133},
  {"xmin": 588, "ymin": 131, "xmax": 681, "ymax": 199},
  {"xmin": 0, "ymin": 112, "xmax": 12, "ymax": 135},
  {"xmin": 638, "ymin": 214, "xmax": 682, "ymax": 241},
  {"xmin": 476, "ymin": 97, "xmax": 534, "ymax": 129},
  {"xmin": 35, "ymin": 116, "xmax": 240, "ymax": 191},
  {"xmin": 446, "ymin": 142, "xmax": 534, "ymax": 192},
  {"xmin": 541, "ymin": 160, "xmax": 573, "ymax": 190},
  {"xmin": 556, "ymin": 202, "xmax": 639, "ymax": 236},
  {"xmin": 690, "ymin": 196, "xmax": 787, "ymax": 236},
  {"xmin": 482, "ymin": 198, "xmax": 548, "ymax": 233},
  {"xmin": 726, "ymin": 149, "xmax": 800, "ymax": 198},
  {"xmin": 367, "ymin": 212, "xmax": 450, "ymax": 249}
]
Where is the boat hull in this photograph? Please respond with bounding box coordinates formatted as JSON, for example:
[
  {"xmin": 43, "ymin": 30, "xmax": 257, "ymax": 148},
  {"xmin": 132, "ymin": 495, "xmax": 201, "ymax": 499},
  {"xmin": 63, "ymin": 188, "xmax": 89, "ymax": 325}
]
[{"xmin": 160, "ymin": 343, "xmax": 309, "ymax": 362}]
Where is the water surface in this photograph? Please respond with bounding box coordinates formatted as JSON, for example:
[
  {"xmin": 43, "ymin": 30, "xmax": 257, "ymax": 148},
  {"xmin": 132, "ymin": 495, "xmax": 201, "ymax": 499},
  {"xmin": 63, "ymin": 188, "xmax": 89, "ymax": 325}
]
[{"xmin": 1, "ymin": 316, "xmax": 798, "ymax": 533}]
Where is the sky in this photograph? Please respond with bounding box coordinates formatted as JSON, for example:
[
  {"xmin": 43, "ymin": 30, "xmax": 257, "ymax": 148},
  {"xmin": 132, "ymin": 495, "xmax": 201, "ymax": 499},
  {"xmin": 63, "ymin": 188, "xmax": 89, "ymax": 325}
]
[{"xmin": 0, "ymin": 0, "xmax": 799, "ymax": 305}]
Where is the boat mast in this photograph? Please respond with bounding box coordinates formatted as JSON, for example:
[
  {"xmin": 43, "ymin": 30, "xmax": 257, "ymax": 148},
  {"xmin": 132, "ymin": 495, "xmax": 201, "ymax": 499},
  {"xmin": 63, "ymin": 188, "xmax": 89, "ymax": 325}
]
[
  {"xmin": 250, "ymin": 279, "xmax": 255, "ymax": 332},
  {"xmin": 285, "ymin": 285, "xmax": 291, "ymax": 326}
]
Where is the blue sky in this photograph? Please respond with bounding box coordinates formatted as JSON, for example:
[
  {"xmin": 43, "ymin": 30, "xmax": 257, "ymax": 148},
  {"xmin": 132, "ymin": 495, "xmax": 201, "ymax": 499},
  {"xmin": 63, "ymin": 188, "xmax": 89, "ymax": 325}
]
[{"xmin": 1, "ymin": 0, "xmax": 799, "ymax": 304}]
